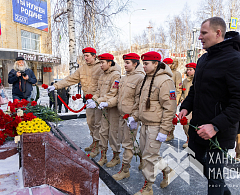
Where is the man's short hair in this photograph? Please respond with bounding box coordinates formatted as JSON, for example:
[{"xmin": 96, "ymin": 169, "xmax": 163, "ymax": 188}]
[
  {"xmin": 90, "ymin": 52, "xmax": 96, "ymax": 57},
  {"xmin": 202, "ymin": 17, "xmax": 226, "ymax": 38}
]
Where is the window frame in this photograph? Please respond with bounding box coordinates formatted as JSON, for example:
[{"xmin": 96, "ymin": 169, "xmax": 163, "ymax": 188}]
[{"xmin": 21, "ymin": 30, "xmax": 40, "ymax": 53}]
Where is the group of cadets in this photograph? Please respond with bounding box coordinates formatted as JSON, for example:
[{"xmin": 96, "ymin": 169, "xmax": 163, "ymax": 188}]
[{"xmin": 49, "ymin": 47, "xmax": 240, "ymax": 195}]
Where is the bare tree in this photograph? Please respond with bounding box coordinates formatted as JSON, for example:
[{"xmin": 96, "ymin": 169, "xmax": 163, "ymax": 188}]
[
  {"xmin": 196, "ymin": 0, "xmax": 224, "ymax": 24},
  {"xmin": 52, "ymin": 0, "xmax": 130, "ymax": 66},
  {"xmin": 155, "ymin": 25, "xmax": 167, "ymax": 48}
]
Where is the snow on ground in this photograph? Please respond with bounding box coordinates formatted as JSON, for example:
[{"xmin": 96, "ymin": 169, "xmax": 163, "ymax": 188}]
[
  {"xmin": 0, "ymin": 153, "xmax": 19, "ymax": 175},
  {"xmin": 98, "ymin": 179, "xmax": 114, "ymax": 195}
]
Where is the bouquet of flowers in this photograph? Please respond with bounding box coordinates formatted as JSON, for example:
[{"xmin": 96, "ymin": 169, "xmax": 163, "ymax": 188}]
[{"xmin": 0, "ymin": 99, "xmax": 60, "ymax": 145}]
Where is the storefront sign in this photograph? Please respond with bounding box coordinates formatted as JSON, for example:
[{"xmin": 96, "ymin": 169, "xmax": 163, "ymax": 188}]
[{"xmin": 18, "ymin": 52, "xmax": 61, "ymax": 64}]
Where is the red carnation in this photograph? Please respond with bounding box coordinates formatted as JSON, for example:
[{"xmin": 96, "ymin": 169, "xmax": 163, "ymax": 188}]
[
  {"xmin": 123, "ymin": 114, "xmax": 130, "ymax": 120},
  {"xmin": 180, "ymin": 117, "xmax": 188, "ymax": 125},
  {"xmin": 85, "ymin": 94, "xmax": 93, "ymax": 100},
  {"xmin": 31, "ymin": 101, "xmax": 37, "ymax": 106},
  {"xmin": 87, "ymin": 154, "xmax": 90, "ymax": 157},
  {"xmin": 13, "ymin": 99, "xmax": 19, "ymax": 104},
  {"xmin": 23, "ymin": 112, "xmax": 36, "ymax": 121},
  {"xmin": 0, "ymin": 119, "xmax": 5, "ymax": 129},
  {"xmin": 21, "ymin": 99, "xmax": 30, "ymax": 106},
  {"xmin": 0, "ymin": 131, "xmax": 7, "ymax": 140},
  {"xmin": 4, "ymin": 114, "xmax": 13, "ymax": 123},
  {"xmin": 172, "ymin": 117, "xmax": 179, "ymax": 125},
  {"xmin": 72, "ymin": 96, "xmax": 77, "ymax": 101},
  {"xmin": 42, "ymin": 84, "xmax": 48, "ymax": 89},
  {"xmin": 0, "ymin": 78, "xmax": 1, "ymax": 84},
  {"xmin": 182, "ymin": 88, "xmax": 186, "ymax": 91},
  {"xmin": 0, "ymin": 109, "xmax": 4, "ymax": 117},
  {"xmin": 76, "ymin": 94, "xmax": 81, "ymax": 99},
  {"xmin": 13, "ymin": 116, "xmax": 22, "ymax": 128},
  {"xmin": 10, "ymin": 106, "xmax": 16, "ymax": 113}
]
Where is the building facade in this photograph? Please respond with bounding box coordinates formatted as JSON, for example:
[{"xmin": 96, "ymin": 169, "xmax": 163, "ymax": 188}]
[{"xmin": 0, "ymin": 0, "xmax": 60, "ymax": 87}]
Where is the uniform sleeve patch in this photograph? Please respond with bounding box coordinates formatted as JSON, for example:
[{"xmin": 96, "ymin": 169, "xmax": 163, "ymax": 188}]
[
  {"xmin": 179, "ymin": 83, "xmax": 182, "ymax": 86},
  {"xmin": 169, "ymin": 90, "xmax": 176, "ymax": 100},
  {"xmin": 113, "ymin": 80, "xmax": 119, "ymax": 88}
]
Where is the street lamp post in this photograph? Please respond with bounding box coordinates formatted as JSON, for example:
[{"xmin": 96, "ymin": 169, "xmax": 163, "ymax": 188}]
[{"xmin": 129, "ymin": 9, "xmax": 146, "ymax": 52}]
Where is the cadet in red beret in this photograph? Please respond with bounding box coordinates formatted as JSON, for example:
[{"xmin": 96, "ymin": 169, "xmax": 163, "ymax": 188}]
[
  {"xmin": 180, "ymin": 62, "xmax": 197, "ymax": 148},
  {"xmin": 49, "ymin": 46, "xmax": 103, "ymax": 156},
  {"xmin": 92, "ymin": 53, "xmax": 122, "ymax": 167},
  {"xmin": 163, "ymin": 57, "xmax": 182, "ymax": 142},
  {"xmin": 185, "ymin": 62, "xmax": 197, "ymax": 69},
  {"xmin": 163, "ymin": 58, "xmax": 173, "ymax": 64},
  {"xmin": 133, "ymin": 51, "xmax": 176, "ymax": 194},
  {"xmin": 98, "ymin": 53, "xmax": 114, "ymax": 61},
  {"xmin": 123, "ymin": 53, "xmax": 140, "ymax": 60},
  {"xmin": 111, "ymin": 53, "xmax": 144, "ymax": 180},
  {"xmin": 141, "ymin": 51, "xmax": 161, "ymax": 61},
  {"xmin": 82, "ymin": 47, "xmax": 96, "ymax": 54}
]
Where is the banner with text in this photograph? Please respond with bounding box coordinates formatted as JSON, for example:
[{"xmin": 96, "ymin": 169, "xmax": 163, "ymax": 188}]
[{"xmin": 12, "ymin": 0, "xmax": 48, "ymax": 32}]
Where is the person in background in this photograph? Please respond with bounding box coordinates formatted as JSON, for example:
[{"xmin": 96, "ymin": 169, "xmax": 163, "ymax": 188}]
[
  {"xmin": 66, "ymin": 86, "xmax": 70, "ymax": 113},
  {"xmin": 48, "ymin": 82, "xmax": 55, "ymax": 110},
  {"xmin": 180, "ymin": 62, "xmax": 196, "ymax": 148},
  {"xmin": 133, "ymin": 51, "xmax": 176, "ymax": 195},
  {"xmin": 57, "ymin": 87, "xmax": 68, "ymax": 113},
  {"xmin": 8, "ymin": 57, "xmax": 37, "ymax": 101}
]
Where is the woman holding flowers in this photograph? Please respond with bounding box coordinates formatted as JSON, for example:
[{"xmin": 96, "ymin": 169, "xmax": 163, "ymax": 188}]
[
  {"xmin": 90, "ymin": 53, "xmax": 121, "ymax": 167},
  {"xmin": 133, "ymin": 51, "xmax": 177, "ymax": 195},
  {"xmin": 180, "ymin": 62, "xmax": 196, "ymax": 148},
  {"xmin": 111, "ymin": 53, "xmax": 145, "ymax": 181}
]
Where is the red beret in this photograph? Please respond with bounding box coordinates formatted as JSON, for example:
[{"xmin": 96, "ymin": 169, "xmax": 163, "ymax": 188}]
[
  {"xmin": 141, "ymin": 51, "xmax": 161, "ymax": 61},
  {"xmin": 98, "ymin": 53, "xmax": 114, "ymax": 60},
  {"xmin": 185, "ymin": 62, "xmax": 196, "ymax": 69},
  {"xmin": 82, "ymin": 47, "xmax": 96, "ymax": 54},
  {"xmin": 163, "ymin": 58, "xmax": 173, "ymax": 64},
  {"xmin": 123, "ymin": 53, "xmax": 140, "ymax": 60}
]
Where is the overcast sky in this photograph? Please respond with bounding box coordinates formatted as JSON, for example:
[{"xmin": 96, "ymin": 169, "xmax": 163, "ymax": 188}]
[{"xmin": 114, "ymin": 0, "xmax": 202, "ymax": 44}]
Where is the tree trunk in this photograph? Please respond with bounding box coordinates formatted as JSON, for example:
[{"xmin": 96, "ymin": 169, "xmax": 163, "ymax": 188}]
[
  {"xmin": 67, "ymin": 0, "xmax": 78, "ymax": 109},
  {"xmin": 67, "ymin": 0, "xmax": 77, "ymax": 74}
]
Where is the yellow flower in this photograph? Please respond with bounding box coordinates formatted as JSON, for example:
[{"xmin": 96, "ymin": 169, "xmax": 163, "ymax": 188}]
[
  {"xmin": 32, "ymin": 128, "xmax": 38, "ymax": 133},
  {"xmin": 18, "ymin": 121, "xmax": 26, "ymax": 127},
  {"xmin": 45, "ymin": 126, "xmax": 50, "ymax": 132},
  {"xmin": 15, "ymin": 117, "xmax": 51, "ymax": 134},
  {"xmin": 17, "ymin": 130, "xmax": 23, "ymax": 135}
]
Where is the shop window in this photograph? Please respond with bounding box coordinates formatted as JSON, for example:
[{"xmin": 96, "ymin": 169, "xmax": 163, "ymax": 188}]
[{"xmin": 21, "ymin": 30, "xmax": 40, "ymax": 52}]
